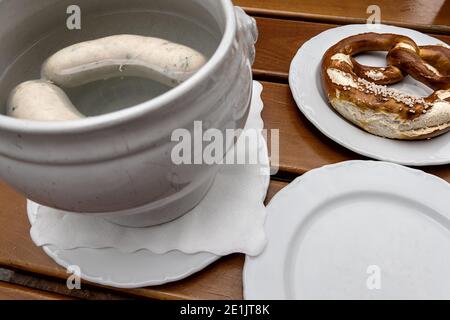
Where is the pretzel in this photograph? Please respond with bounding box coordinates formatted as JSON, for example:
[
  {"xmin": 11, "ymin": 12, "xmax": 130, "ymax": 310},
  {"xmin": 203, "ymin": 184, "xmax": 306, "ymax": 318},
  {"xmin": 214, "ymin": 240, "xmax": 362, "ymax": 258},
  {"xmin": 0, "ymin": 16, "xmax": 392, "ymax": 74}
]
[{"xmin": 321, "ymin": 33, "xmax": 450, "ymax": 140}]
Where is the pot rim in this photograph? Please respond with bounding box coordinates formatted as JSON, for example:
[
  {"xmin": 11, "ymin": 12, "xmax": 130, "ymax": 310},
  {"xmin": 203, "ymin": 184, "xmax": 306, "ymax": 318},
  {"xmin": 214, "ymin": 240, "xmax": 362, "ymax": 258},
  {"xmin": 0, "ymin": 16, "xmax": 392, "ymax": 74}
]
[{"xmin": 0, "ymin": 0, "xmax": 237, "ymax": 134}]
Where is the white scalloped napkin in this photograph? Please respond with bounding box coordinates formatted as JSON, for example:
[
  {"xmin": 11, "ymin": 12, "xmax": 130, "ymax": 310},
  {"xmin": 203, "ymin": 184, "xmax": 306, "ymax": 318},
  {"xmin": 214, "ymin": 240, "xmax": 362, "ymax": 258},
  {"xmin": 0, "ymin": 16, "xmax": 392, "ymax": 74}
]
[{"xmin": 29, "ymin": 81, "xmax": 269, "ymax": 257}]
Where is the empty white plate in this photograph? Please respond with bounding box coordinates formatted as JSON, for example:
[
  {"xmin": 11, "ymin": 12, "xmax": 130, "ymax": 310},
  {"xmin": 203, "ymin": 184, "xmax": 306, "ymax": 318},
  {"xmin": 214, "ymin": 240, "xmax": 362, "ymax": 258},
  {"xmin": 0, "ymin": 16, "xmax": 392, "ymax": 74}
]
[
  {"xmin": 25, "ymin": 81, "xmax": 268, "ymax": 289},
  {"xmin": 244, "ymin": 161, "xmax": 450, "ymax": 299},
  {"xmin": 289, "ymin": 24, "xmax": 450, "ymax": 166}
]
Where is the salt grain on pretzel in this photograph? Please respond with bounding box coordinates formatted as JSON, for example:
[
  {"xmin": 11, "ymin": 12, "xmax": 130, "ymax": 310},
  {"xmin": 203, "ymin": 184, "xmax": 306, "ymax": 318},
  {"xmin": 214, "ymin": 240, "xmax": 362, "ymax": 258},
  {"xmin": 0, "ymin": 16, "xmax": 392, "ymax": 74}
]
[{"xmin": 321, "ymin": 33, "xmax": 450, "ymax": 140}]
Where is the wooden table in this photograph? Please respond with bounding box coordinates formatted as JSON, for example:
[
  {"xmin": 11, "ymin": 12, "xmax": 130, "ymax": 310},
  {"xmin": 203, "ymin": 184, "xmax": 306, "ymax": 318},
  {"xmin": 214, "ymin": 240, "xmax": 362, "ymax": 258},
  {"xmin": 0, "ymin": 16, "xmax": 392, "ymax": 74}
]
[{"xmin": 0, "ymin": 1, "xmax": 449, "ymax": 300}]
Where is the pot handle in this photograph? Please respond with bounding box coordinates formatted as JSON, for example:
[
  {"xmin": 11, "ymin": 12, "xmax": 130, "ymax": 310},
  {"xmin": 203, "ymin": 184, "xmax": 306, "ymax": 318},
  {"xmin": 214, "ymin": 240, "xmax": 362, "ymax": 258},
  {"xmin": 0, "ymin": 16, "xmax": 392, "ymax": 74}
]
[{"xmin": 234, "ymin": 6, "xmax": 258, "ymax": 65}]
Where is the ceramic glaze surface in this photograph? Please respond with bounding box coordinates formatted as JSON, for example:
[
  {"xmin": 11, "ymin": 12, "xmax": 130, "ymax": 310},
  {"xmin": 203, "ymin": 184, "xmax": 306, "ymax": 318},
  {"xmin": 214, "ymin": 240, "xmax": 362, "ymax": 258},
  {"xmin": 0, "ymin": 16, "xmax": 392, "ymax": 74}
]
[{"xmin": 0, "ymin": 0, "xmax": 258, "ymax": 226}]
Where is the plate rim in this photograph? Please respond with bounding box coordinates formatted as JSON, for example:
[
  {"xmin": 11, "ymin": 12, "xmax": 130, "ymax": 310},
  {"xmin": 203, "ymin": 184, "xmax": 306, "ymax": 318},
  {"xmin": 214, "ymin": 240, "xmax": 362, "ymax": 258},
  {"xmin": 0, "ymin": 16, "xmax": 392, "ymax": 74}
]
[{"xmin": 288, "ymin": 24, "xmax": 450, "ymax": 166}]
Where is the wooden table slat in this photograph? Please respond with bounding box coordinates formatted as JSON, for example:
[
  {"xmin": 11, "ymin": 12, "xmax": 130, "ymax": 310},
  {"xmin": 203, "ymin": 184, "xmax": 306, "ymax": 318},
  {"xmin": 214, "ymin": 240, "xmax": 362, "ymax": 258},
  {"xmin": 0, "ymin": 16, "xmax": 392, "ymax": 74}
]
[
  {"xmin": 2, "ymin": 81, "xmax": 450, "ymax": 300},
  {"xmin": 235, "ymin": 0, "xmax": 450, "ymax": 33}
]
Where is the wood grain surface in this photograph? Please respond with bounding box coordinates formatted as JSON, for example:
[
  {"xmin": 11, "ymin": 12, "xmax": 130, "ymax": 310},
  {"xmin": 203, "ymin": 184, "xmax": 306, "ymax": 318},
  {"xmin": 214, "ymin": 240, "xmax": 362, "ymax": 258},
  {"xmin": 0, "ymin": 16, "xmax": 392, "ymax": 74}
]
[
  {"xmin": 253, "ymin": 17, "xmax": 450, "ymax": 81},
  {"xmin": 0, "ymin": 281, "xmax": 73, "ymax": 300},
  {"xmin": 236, "ymin": 0, "xmax": 450, "ymax": 33}
]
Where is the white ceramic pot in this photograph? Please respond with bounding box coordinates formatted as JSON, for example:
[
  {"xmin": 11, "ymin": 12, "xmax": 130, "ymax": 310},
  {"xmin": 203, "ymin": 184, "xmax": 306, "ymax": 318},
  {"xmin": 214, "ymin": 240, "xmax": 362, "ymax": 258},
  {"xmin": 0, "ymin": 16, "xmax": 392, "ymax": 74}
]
[{"xmin": 0, "ymin": 0, "xmax": 257, "ymax": 226}]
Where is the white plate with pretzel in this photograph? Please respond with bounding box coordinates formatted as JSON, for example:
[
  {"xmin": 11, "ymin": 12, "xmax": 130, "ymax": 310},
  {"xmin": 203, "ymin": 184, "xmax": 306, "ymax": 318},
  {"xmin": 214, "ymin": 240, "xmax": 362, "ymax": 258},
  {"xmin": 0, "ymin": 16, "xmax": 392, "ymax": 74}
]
[{"xmin": 289, "ymin": 24, "xmax": 450, "ymax": 166}]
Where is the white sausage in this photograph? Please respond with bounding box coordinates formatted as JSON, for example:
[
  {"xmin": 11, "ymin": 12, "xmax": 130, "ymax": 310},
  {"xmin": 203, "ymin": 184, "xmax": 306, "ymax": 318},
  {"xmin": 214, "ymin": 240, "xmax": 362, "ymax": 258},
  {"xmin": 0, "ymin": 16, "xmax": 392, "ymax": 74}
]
[
  {"xmin": 41, "ymin": 35, "xmax": 207, "ymax": 88},
  {"xmin": 7, "ymin": 80, "xmax": 83, "ymax": 121}
]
